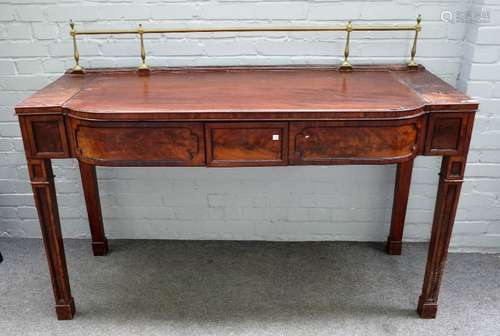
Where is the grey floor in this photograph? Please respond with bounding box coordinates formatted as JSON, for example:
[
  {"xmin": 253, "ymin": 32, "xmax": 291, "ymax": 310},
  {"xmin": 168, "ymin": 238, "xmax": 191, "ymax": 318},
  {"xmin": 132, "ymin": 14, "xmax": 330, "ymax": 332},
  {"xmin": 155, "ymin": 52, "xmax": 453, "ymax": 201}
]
[{"xmin": 0, "ymin": 239, "xmax": 499, "ymax": 336}]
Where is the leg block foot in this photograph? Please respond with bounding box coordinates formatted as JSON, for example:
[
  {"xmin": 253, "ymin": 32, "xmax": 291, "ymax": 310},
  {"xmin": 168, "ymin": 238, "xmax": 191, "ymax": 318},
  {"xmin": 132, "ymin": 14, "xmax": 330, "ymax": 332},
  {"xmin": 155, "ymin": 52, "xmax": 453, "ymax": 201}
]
[
  {"xmin": 386, "ymin": 239, "xmax": 402, "ymax": 255},
  {"xmin": 55, "ymin": 298, "xmax": 76, "ymax": 320},
  {"xmin": 417, "ymin": 296, "xmax": 437, "ymax": 319},
  {"xmin": 92, "ymin": 239, "xmax": 108, "ymax": 256}
]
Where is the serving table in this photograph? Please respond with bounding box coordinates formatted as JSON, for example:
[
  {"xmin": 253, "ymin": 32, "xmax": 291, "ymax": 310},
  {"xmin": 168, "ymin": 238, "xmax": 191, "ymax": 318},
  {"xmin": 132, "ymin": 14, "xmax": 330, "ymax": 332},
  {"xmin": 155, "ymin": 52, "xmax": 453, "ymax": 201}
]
[{"xmin": 15, "ymin": 64, "xmax": 477, "ymax": 320}]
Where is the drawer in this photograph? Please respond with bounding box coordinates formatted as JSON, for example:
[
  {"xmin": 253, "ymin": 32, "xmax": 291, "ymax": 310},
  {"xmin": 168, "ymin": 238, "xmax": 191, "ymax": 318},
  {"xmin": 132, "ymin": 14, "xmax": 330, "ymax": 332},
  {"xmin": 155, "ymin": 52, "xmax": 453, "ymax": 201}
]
[
  {"xmin": 205, "ymin": 122, "xmax": 288, "ymax": 166},
  {"xmin": 290, "ymin": 119, "xmax": 423, "ymax": 164},
  {"xmin": 70, "ymin": 120, "xmax": 205, "ymax": 166}
]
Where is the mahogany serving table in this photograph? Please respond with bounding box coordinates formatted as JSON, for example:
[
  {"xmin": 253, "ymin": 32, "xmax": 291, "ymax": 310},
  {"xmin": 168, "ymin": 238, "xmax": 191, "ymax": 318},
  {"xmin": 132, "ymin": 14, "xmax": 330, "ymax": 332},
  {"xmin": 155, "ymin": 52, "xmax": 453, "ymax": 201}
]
[{"xmin": 15, "ymin": 65, "xmax": 477, "ymax": 320}]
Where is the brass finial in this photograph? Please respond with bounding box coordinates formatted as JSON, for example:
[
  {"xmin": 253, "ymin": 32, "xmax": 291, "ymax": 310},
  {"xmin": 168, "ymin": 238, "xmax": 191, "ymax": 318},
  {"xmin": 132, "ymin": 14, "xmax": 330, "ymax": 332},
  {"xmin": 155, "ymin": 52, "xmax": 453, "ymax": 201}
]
[
  {"xmin": 340, "ymin": 20, "xmax": 353, "ymax": 71},
  {"xmin": 138, "ymin": 24, "xmax": 149, "ymax": 71},
  {"xmin": 408, "ymin": 14, "xmax": 422, "ymax": 68},
  {"xmin": 69, "ymin": 20, "xmax": 84, "ymax": 74}
]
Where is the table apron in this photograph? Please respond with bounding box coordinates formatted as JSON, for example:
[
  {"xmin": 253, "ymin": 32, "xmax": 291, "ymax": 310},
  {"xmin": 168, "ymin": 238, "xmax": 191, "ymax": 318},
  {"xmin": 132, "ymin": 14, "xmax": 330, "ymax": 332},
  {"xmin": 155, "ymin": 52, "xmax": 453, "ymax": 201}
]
[{"xmin": 18, "ymin": 112, "xmax": 474, "ymax": 166}]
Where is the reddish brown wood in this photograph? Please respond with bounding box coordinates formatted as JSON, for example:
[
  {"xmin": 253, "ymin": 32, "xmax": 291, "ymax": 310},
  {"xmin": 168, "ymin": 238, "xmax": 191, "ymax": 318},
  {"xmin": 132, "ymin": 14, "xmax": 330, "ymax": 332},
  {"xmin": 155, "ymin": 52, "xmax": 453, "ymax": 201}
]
[
  {"xmin": 425, "ymin": 113, "xmax": 471, "ymax": 156},
  {"xmin": 396, "ymin": 69, "xmax": 477, "ymax": 111},
  {"xmin": 14, "ymin": 66, "xmax": 478, "ymax": 320},
  {"xmin": 386, "ymin": 159, "xmax": 414, "ymax": 255},
  {"xmin": 418, "ymin": 114, "xmax": 474, "ymax": 318},
  {"xmin": 16, "ymin": 66, "xmax": 478, "ymax": 121},
  {"xmin": 19, "ymin": 115, "xmax": 70, "ymax": 158},
  {"xmin": 206, "ymin": 122, "xmax": 288, "ymax": 167},
  {"xmin": 418, "ymin": 156, "xmax": 465, "ymax": 318},
  {"xmin": 289, "ymin": 119, "xmax": 423, "ymax": 165},
  {"xmin": 70, "ymin": 120, "xmax": 205, "ymax": 166},
  {"xmin": 79, "ymin": 161, "xmax": 108, "ymax": 256},
  {"xmin": 63, "ymin": 69, "xmax": 426, "ymax": 116},
  {"xmin": 27, "ymin": 159, "xmax": 75, "ymax": 320},
  {"xmin": 15, "ymin": 74, "xmax": 89, "ymax": 113}
]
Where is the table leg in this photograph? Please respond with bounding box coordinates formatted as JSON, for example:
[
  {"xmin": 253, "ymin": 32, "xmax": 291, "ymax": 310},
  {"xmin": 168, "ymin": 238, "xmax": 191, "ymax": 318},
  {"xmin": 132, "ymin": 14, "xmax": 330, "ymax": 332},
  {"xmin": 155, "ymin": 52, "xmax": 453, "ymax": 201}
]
[
  {"xmin": 386, "ymin": 159, "xmax": 414, "ymax": 255},
  {"xmin": 79, "ymin": 161, "xmax": 108, "ymax": 256},
  {"xmin": 418, "ymin": 156, "xmax": 465, "ymax": 318},
  {"xmin": 28, "ymin": 159, "xmax": 75, "ymax": 320}
]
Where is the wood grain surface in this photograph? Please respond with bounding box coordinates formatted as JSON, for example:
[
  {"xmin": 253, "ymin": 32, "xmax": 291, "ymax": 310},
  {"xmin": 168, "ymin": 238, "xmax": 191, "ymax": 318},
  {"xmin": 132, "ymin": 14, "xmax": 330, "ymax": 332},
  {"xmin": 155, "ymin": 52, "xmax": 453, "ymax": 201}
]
[{"xmin": 15, "ymin": 65, "xmax": 478, "ymax": 320}]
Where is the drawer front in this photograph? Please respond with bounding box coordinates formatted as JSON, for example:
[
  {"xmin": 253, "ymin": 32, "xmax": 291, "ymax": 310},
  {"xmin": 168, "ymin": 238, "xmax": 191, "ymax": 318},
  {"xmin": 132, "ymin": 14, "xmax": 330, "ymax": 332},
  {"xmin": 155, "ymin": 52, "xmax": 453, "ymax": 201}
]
[
  {"xmin": 290, "ymin": 119, "xmax": 423, "ymax": 164},
  {"xmin": 206, "ymin": 122, "xmax": 288, "ymax": 166},
  {"xmin": 71, "ymin": 121, "xmax": 205, "ymax": 166}
]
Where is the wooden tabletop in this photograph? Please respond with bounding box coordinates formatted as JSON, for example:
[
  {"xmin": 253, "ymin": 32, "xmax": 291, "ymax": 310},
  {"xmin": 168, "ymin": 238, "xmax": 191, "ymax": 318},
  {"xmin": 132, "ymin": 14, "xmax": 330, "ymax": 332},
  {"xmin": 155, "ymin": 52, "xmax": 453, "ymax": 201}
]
[{"xmin": 16, "ymin": 65, "xmax": 477, "ymax": 120}]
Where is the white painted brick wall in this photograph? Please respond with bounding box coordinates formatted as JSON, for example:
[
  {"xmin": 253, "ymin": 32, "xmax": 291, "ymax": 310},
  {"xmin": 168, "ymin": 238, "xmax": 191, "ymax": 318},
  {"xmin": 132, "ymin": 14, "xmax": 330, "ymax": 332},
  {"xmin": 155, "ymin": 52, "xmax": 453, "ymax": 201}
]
[{"xmin": 0, "ymin": 0, "xmax": 499, "ymax": 252}]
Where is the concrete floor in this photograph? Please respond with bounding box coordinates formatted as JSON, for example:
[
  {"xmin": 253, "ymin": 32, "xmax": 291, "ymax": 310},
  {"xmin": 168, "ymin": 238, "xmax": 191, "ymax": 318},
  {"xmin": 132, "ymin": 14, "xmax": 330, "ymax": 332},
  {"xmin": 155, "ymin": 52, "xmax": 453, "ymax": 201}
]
[{"xmin": 0, "ymin": 238, "xmax": 499, "ymax": 336}]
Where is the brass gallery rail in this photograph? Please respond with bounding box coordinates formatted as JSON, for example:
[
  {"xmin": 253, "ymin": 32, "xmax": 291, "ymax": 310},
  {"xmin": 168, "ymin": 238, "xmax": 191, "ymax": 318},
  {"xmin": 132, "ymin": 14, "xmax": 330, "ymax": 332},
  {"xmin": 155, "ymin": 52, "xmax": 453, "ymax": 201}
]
[{"xmin": 69, "ymin": 15, "xmax": 422, "ymax": 73}]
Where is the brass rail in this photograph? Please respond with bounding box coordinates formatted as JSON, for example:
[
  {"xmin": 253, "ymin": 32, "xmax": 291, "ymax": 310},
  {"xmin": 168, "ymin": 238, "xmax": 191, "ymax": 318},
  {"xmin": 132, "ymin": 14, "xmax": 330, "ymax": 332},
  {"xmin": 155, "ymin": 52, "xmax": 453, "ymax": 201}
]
[{"xmin": 69, "ymin": 16, "xmax": 422, "ymax": 74}]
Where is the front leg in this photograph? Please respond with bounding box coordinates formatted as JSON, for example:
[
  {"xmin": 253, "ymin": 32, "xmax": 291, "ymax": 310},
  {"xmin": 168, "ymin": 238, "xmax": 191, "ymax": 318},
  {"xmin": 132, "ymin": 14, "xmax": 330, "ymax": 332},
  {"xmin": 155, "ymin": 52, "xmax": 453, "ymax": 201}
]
[
  {"xmin": 28, "ymin": 159, "xmax": 75, "ymax": 320},
  {"xmin": 418, "ymin": 156, "xmax": 466, "ymax": 318}
]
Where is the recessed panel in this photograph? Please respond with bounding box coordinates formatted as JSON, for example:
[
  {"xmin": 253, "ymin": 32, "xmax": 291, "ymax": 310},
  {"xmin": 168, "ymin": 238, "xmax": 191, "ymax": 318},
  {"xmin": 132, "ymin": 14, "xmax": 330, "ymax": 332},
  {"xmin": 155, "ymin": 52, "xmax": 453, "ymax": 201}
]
[
  {"xmin": 290, "ymin": 120, "xmax": 420, "ymax": 164},
  {"xmin": 32, "ymin": 121, "xmax": 63, "ymax": 153},
  {"xmin": 425, "ymin": 114, "xmax": 470, "ymax": 156},
  {"xmin": 73, "ymin": 122, "xmax": 205, "ymax": 166},
  {"xmin": 430, "ymin": 118, "xmax": 462, "ymax": 150},
  {"xmin": 206, "ymin": 122, "xmax": 288, "ymax": 166},
  {"xmin": 20, "ymin": 115, "xmax": 70, "ymax": 158}
]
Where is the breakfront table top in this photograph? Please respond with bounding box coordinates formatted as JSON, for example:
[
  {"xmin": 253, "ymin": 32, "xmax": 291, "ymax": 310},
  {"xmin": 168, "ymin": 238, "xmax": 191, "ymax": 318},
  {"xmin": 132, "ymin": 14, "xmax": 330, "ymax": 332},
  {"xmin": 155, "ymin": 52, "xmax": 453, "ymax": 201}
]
[{"xmin": 16, "ymin": 65, "xmax": 477, "ymax": 120}]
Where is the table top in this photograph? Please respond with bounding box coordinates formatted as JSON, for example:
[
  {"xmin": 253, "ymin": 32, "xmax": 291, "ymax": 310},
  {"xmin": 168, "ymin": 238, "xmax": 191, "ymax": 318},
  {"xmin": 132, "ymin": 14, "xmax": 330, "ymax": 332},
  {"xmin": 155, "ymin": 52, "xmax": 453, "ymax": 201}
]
[{"xmin": 16, "ymin": 65, "xmax": 477, "ymax": 120}]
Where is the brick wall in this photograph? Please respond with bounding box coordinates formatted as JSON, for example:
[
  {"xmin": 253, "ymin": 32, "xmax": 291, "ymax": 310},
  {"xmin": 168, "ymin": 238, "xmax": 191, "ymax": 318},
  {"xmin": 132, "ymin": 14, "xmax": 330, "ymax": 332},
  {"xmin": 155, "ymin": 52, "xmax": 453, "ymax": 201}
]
[
  {"xmin": 454, "ymin": 0, "xmax": 500, "ymax": 251},
  {"xmin": 0, "ymin": 0, "xmax": 498, "ymax": 251}
]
